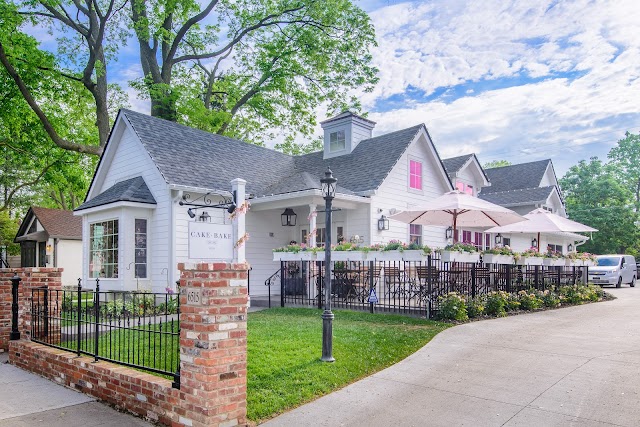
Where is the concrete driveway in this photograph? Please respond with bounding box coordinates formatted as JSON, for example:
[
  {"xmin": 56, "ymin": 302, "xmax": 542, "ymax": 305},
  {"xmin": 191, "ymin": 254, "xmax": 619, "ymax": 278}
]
[{"xmin": 264, "ymin": 287, "xmax": 640, "ymax": 426}]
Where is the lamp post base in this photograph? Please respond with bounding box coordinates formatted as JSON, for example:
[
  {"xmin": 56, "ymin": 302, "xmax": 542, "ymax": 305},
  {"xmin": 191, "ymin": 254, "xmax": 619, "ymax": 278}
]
[
  {"xmin": 9, "ymin": 332, "xmax": 20, "ymax": 341},
  {"xmin": 321, "ymin": 309, "xmax": 335, "ymax": 362}
]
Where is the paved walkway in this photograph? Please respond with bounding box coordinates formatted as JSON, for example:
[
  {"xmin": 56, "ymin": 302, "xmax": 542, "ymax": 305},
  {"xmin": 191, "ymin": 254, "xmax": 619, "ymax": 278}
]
[
  {"xmin": 264, "ymin": 287, "xmax": 640, "ymax": 426},
  {"xmin": 0, "ymin": 352, "xmax": 152, "ymax": 426}
]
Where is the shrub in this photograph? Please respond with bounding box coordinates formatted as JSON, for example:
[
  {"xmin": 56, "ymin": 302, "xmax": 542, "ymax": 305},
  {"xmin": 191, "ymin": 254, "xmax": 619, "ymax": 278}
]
[
  {"xmin": 485, "ymin": 291, "xmax": 508, "ymax": 317},
  {"xmin": 518, "ymin": 290, "xmax": 542, "ymax": 310},
  {"xmin": 539, "ymin": 289, "xmax": 561, "ymax": 308},
  {"xmin": 466, "ymin": 297, "xmax": 485, "ymax": 318},
  {"xmin": 437, "ymin": 292, "xmax": 468, "ymax": 321},
  {"xmin": 506, "ymin": 293, "xmax": 521, "ymax": 311}
]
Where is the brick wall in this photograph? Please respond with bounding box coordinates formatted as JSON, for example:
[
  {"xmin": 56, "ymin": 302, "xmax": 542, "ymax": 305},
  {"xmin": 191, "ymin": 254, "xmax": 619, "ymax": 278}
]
[
  {"xmin": 8, "ymin": 262, "xmax": 249, "ymax": 427},
  {"xmin": 0, "ymin": 268, "xmax": 63, "ymax": 351}
]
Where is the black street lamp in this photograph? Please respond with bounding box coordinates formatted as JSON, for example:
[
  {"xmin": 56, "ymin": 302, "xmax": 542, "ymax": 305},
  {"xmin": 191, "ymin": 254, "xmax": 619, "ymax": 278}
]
[{"xmin": 320, "ymin": 168, "xmax": 337, "ymax": 362}]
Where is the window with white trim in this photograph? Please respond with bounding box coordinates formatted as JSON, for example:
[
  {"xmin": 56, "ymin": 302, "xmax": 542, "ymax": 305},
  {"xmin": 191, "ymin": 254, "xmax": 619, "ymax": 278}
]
[
  {"xmin": 135, "ymin": 219, "xmax": 147, "ymax": 278},
  {"xmin": 316, "ymin": 228, "xmax": 326, "ymax": 247},
  {"xmin": 409, "ymin": 224, "xmax": 422, "ymax": 245},
  {"xmin": 409, "ymin": 160, "xmax": 422, "ymax": 190},
  {"xmin": 329, "ymin": 130, "xmax": 345, "ymax": 152},
  {"xmin": 90, "ymin": 220, "xmax": 118, "ymax": 278}
]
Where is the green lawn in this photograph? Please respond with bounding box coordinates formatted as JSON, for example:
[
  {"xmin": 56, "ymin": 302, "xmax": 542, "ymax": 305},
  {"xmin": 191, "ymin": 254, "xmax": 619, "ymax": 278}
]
[
  {"xmin": 58, "ymin": 307, "xmax": 449, "ymax": 423},
  {"xmin": 247, "ymin": 308, "xmax": 450, "ymax": 422}
]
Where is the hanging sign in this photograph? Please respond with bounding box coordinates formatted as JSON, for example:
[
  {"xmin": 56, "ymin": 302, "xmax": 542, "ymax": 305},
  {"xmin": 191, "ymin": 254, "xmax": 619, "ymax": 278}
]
[
  {"xmin": 188, "ymin": 221, "xmax": 234, "ymax": 260},
  {"xmin": 368, "ymin": 288, "xmax": 378, "ymax": 304}
]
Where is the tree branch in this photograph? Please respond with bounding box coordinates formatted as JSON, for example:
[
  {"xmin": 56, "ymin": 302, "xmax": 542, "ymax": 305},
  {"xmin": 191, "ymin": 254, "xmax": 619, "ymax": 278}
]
[
  {"xmin": 165, "ymin": 0, "xmax": 219, "ymax": 65},
  {"xmin": 0, "ymin": 41, "xmax": 102, "ymax": 156},
  {"xmin": 2, "ymin": 160, "xmax": 60, "ymax": 211},
  {"xmin": 172, "ymin": 6, "xmax": 306, "ymax": 64}
]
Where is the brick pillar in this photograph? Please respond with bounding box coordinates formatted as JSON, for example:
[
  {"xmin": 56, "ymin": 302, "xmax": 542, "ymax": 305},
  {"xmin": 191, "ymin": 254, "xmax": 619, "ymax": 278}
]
[
  {"xmin": 178, "ymin": 262, "xmax": 249, "ymax": 427},
  {"xmin": 0, "ymin": 268, "xmax": 63, "ymax": 350}
]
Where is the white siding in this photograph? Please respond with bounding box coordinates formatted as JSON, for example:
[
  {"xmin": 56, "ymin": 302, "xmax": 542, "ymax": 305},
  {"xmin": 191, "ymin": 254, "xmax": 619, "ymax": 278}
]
[
  {"xmin": 372, "ymin": 131, "xmax": 452, "ymax": 250},
  {"xmin": 81, "ymin": 124, "xmax": 169, "ymax": 292},
  {"xmin": 55, "ymin": 240, "xmax": 82, "ymax": 287}
]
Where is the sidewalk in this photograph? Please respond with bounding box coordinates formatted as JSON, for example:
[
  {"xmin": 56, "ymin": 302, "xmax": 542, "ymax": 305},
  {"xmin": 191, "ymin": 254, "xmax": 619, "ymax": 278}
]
[{"xmin": 0, "ymin": 352, "xmax": 152, "ymax": 426}]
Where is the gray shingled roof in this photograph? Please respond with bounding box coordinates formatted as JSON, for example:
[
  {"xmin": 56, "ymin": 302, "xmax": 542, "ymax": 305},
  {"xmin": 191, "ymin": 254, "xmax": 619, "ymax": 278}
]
[
  {"xmin": 483, "ymin": 159, "xmax": 550, "ymax": 194},
  {"xmin": 113, "ymin": 110, "xmax": 425, "ymax": 198},
  {"xmin": 442, "ymin": 154, "xmax": 474, "ymax": 179},
  {"xmin": 479, "ymin": 186, "xmax": 556, "ymax": 206},
  {"xmin": 76, "ymin": 176, "xmax": 156, "ymax": 211}
]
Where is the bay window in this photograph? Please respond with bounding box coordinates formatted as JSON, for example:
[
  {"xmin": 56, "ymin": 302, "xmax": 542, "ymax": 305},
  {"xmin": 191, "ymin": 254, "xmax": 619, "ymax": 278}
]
[{"xmin": 90, "ymin": 220, "xmax": 118, "ymax": 278}]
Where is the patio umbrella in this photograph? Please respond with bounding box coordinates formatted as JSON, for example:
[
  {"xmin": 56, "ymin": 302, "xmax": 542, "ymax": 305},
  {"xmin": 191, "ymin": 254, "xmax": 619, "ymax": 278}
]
[
  {"xmin": 485, "ymin": 208, "xmax": 597, "ymax": 250},
  {"xmin": 389, "ymin": 190, "xmax": 527, "ymax": 241}
]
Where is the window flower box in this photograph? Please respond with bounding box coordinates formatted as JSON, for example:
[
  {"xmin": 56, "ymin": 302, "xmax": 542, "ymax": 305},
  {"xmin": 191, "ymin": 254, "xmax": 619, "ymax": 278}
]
[
  {"xmin": 440, "ymin": 251, "xmax": 480, "ymax": 263},
  {"xmin": 402, "ymin": 250, "xmax": 429, "ymax": 262},
  {"xmin": 543, "ymin": 258, "xmax": 565, "ymax": 267},
  {"xmin": 516, "ymin": 256, "xmax": 544, "ymax": 266},
  {"xmin": 565, "ymin": 259, "xmax": 595, "ymax": 267},
  {"xmin": 372, "ymin": 251, "xmax": 403, "ymax": 262},
  {"xmin": 273, "ymin": 251, "xmax": 324, "ymax": 261},
  {"xmin": 482, "ymin": 254, "xmax": 514, "ymax": 265},
  {"xmin": 331, "ymin": 251, "xmax": 366, "ymax": 261}
]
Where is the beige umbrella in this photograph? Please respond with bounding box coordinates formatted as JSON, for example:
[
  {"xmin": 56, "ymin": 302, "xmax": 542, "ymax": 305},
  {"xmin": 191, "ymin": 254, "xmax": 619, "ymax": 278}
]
[
  {"xmin": 390, "ymin": 190, "xmax": 527, "ymax": 242},
  {"xmin": 485, "ymin": 208, "xmax": 597, "ymax": 251}
]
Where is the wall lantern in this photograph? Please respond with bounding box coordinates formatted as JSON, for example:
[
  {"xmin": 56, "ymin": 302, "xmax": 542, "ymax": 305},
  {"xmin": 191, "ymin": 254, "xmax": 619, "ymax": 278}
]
[
  {"xmin": 378, "ymin": 215, "xmax": 389, "ymax": 231},
  {"xmin": 187, "ymin": 208, "xmax": 196, "ymax": 219},
  {"xmin": 199, "ymin": 211, "xmax": 211, "ymax": 222},
  {"xmin": 494, "ymin": 233, "xmax": 503, "ymax": 246},
  {"xmin": 320, "ymin": 168, "xmax": 337, "ymax": 199},
  {"xmin": 531, "ymin": 237, "xmax": 538, "ymax": 248},
  {"xmin": 281, "ymin": 208, "xmax": 297, "ymax": 227},
  {"xmin": 568, "ymin": 243, "xmax": 574, "ymax": 252},
  {"xmin": 445, "ymin": 226, "xmax": 453, "ymax": 240},
  {"xmin": 46, "ymin": 244, "xmax": 53, "ymax": 254}
]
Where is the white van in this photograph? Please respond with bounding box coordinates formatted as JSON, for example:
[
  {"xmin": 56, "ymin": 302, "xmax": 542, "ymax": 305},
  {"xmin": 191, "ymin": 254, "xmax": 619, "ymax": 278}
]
[{"xmin": 589, "ymin": 255, "xmax": 637, "ymax": 287}]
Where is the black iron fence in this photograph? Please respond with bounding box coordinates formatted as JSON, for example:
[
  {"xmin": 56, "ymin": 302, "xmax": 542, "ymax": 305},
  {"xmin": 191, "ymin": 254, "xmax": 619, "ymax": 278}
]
[
  {"xmin": 265, "ymin": 256, "xmax": 588, "ymax": 318},
  {"xmin": 30, "ymin": 279, "xmax": 180, "ymax": 387}
]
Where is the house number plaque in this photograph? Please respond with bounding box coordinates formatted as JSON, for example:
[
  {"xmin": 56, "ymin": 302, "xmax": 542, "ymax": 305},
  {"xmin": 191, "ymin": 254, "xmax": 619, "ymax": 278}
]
[{"xmin": 186, "ymin": 288, "xmax": 202, "ymax": 306}]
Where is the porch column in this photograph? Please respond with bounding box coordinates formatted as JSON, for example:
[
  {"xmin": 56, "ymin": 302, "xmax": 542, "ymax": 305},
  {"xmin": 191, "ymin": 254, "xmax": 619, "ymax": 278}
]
[
  {"xmin": 231, "ymin": 178, "xmax": 247, "ymax": 263},
  {"xmin": 308, "ymin": 204, "xmax": 317, "ymax": 247}
]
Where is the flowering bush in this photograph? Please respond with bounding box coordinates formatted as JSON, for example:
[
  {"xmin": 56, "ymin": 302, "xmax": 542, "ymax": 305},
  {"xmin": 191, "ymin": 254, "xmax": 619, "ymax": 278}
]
[
  {"xmin": 544, "ymin": 250, "xmax": 564, "ymax": 259},
  {"xmin": 466, "ymin": 297, "xmax": 485, "ymax": 318},
  {"xmin": 382, "ymin": 240, "xmax": 406, "ymax": 251},
  {"xmin": 441, "ymin": 243, "xmax": 478, "ymax": 253},
  {"xmin": 518, "ymin": 290, "xmax": 542, "ymax": 310},
  {"xmin": 565, "ymin": 252, "xmax": 598, "ymax": 262},
  {"xmin": 485, "ymin": 291, "xmax": 508, "ymax": 317},
  {"xmin": 333, "ymin": 242, "xmax": 358, "ymax": 251},
  {"xmin": 483, "ymin": 245, "xmax": 515, "ymax": 255},
  {"xmin": 437, "ymin": 292, "xmax": 468, "ymax": 321},
  {"xmin": 538, "ymin": 289, "xmax": 561, "ymax": 308},
  {"xmin": 517, "ymin": 247, "xmax": 544, "ymax": 258}
]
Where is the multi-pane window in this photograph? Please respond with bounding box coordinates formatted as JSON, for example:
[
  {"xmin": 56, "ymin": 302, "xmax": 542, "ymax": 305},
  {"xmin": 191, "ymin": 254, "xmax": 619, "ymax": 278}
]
[
  {"xmin": 409, "ymin": 224, "xmax": 422, "ymax": 245},
  {"xmin": 409, "ymin": 160, "xmax": 422, "ymax": 190},
  {"xmin": 135, "ymin": 219, "xmax": 147, "ymax": 278},
  {"xmin": 473, "ymin": 232, "xmax": 483, "ymax": 250},
  {"xmin": 547, "ymin": 244, "xmax": 563, "ymax": 254},
  {"xmin": 316, "ymin": 228, "xmax": 326, "ymax": 247},
  {"xmin": 503, "ymin": 237, "xmax": 511, "ymax": 247},
  {"xmin": 90, "ymin": 220, "xmax": 118, "ymax": 278},
  {"xmin": 329, "ymin": 130, "xmax": 345, "ymax": 152},
  {"xmin": 455, "ymin": 181, "xmax": 474, "ymax": 195}
]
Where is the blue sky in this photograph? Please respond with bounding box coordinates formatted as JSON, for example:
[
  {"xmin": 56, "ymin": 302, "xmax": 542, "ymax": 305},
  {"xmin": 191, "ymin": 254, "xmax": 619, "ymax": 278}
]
[{"xmin": 29, "ymin": 0, "xmax": 640, "ymax": 177}]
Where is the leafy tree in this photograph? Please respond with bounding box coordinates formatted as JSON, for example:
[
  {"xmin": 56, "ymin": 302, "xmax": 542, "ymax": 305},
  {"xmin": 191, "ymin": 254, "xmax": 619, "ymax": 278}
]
[
  {"xmin": 1, "ymin": 0, "xmax": 378, "ymax": 155},
  {"xmin": 483, "ymin": 160, "xmax": 511, "ymax": 169},
  {"xmin": 608, "ymin": 131, "xmax": 640, "ymax": 212},
  {"xmin": 560, "ymin": 157, "xmax": 640, "ymax": 254},
  {"xmin": 0, "ymin": 210, "xmax": 19, "ymax": 256},
  {"xmin": 0, "ymin": 9, "xmax": 97, "ymax": 212}
]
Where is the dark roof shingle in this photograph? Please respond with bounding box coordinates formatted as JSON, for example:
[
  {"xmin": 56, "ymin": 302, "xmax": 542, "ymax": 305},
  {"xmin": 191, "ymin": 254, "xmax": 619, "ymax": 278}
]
[
  {"xmin": 118, "ymin": 110, "xmax": 424, "ymax": 197},
  {"xmin": 76, "ymin": 176, "xmax": 156, "ymax": 211},
  {"xmin": 482, "ymin": 159, "xmax": 551, "ymax": 194},
  {"xmin": 478, "ymin": 186, "xmax": 556, "ymax": 206},
  {"xmin": 442, "ymin": 154, "xmax": 474, "ymax": 179}
]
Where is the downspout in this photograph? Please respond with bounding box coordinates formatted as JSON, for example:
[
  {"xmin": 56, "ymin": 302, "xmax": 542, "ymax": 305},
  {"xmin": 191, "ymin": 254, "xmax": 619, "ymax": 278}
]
[
  {"xmin": 170, "ymin": 190, "xmax": 183, "ymax": 291},
  {"xmin": 53, "ymin": 238, "xmax": 58, "ymax": 267}
]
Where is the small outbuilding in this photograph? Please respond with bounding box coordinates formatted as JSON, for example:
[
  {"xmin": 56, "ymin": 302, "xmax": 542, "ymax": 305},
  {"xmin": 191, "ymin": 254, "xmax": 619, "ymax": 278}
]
[{"xmin": 14, "ymin": 207, "xmax": 82, "ymax": 286}]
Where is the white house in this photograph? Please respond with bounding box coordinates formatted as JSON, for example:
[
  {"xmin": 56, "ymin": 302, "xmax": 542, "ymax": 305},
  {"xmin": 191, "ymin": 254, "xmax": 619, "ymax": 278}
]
[
  {"xmin": 74, "ymin": 110, "xmax": 460, "ymax": 295},
  {"xmin": 74, "ymin": 109, "xmax": 583, "ymax": 297},
  {"xmin": 14, "ymin": 207, "xmax": 83, "ymax": 287}
]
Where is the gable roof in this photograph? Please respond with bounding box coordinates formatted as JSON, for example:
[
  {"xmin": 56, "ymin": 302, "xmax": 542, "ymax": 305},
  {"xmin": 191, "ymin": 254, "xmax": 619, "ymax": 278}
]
[
  {"xmin": 110, "ymin": 110, "xmax": 431, "ymax": 198},
  {"xmin": 76, "ymin": 176, "xmax": 156, "ymax": 211},
  {"xmin": 482, "ymin": 159, "xmax": 551, "ymax": 194},
  {"xmin": 442, "ymin": 154, "xmax": 474, "ymax": 179},
  {"xmin": 15, "ymin": 207, "xmax": 82, "ymax": 241},
  {"xmin": 478, "ymin": 186, "xmax": 557, "ymax": 207}
]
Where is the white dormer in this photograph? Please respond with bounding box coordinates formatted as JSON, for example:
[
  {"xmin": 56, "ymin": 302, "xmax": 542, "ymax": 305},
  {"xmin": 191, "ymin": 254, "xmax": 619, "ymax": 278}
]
[{"xmin": 320, "ymin": 112, "xmax": 376, "ymax": 159}]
